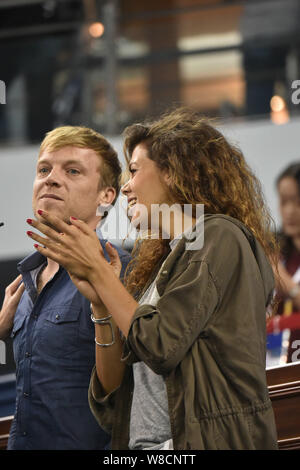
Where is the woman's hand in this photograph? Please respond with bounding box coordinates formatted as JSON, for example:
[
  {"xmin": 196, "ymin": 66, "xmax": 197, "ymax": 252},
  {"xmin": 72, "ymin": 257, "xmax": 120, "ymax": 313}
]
[
  {"xmin": 27, "ymin": 210, "xmax": 137, "ymax": 337},
  {"xmin": 26, "ymin": 210, "xmax": 122, "ymax": 285},
  {"xmin": 68, "ymin": 242, "xmax": 121, "ymax": 309}
]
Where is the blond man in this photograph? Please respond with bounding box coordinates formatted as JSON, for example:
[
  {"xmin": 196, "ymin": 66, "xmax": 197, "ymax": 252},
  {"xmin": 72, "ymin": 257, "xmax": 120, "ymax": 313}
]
[{"xmin": 0, "ymin": 126, "xmax": 130, "ymax": 450}]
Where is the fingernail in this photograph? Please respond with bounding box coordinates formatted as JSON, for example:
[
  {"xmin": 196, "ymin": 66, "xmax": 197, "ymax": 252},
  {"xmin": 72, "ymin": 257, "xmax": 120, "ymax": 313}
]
[
  {"xmin": 70, "ymin": 216, "xmax": 77, "ymax": 220},
  {"xmin": 37, "ymin": 210, "xmax": 43, "ymax": 216},
  {"xmin": 34, "ymin": 244, "xmax": 39, "ymax": 249},
  {"xmin": 27, "ymin": 218, "xmax": 33, "ymax": 224},
  {"xmin": 27, "ymin": 231, "xmax": 33, "ymax": 237}
]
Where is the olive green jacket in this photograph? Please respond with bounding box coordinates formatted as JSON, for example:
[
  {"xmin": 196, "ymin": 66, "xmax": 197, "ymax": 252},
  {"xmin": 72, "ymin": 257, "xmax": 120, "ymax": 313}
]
[{"xmin": 88, "ymin": 214, "xmax": 278, "ymax": 450}]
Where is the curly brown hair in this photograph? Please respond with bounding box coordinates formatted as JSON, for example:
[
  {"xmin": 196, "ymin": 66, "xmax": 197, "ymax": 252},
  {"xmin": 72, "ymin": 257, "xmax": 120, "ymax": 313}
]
[{"xmin": 123, "ymin": 108, "xmax": 279, "ymax": 304}]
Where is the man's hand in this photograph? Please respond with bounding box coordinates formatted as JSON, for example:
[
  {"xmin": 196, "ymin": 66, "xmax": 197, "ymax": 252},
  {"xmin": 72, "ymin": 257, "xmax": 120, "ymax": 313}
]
[{"xmin": 0, "ymin": 275, "xmax": 25, "ymax": 340}]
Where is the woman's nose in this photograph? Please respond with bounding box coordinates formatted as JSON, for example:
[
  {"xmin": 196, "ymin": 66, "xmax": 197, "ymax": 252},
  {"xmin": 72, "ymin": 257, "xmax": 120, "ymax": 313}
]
[{"xmin": 121, "ymin": 179, "xmax": 130, "ymax": 195}]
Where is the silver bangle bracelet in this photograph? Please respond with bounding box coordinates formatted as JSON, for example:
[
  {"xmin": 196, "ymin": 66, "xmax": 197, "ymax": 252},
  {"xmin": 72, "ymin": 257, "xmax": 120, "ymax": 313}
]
[
  {"xmin": 94, "ymin": 321, "xmax": 115, "ymax": 347},
  {"xmin": 90, "ymin": 313, "xmax": 112, "ymax": 324},
  {"xmin": 90, "ymin": 303, "xmax": 112, "ymax": 323}
]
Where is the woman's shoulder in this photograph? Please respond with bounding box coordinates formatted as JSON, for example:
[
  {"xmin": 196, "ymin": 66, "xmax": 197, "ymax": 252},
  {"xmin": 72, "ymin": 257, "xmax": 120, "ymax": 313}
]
[{"xmin": 186, "ymin": 213, "xmax": 255, "ymax": 261}]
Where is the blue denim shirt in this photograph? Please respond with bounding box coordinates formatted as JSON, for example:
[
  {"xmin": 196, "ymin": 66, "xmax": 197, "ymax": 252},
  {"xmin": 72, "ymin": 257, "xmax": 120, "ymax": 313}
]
[{"xmin": 7, "ymin": 238, "xmax": 131, "ymax": 450}]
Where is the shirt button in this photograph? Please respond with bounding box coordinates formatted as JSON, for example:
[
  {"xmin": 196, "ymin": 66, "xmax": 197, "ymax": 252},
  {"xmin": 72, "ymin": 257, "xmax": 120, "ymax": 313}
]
[
  {"xmin": 55, "ymin": 314, "xmax": 60, "ymax": 320},
  {"xmin": 23, "ymin": 392, "xmax": 29, "ymax": 398},
  {"xmin": 23, "ymin": 431, "xmax": 27, "ymax": 436},
  {"xmin": 25, "ymin": 352, "xmax": 30, "ymax": 358}
]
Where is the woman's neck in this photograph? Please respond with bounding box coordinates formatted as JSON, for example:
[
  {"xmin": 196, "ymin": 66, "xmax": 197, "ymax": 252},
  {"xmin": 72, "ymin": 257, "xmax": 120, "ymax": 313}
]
[
  {"xmin": 292, "ymin": 235, "xmax": 300, "ymax": 253},
  {"xmin": 167, "ymin": 209, "xmax": 197, "ymax": 241}
]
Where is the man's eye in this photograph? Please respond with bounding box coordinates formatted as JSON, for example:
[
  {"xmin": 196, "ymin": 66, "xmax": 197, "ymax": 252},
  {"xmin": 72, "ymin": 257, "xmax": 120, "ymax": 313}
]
[
  {"xmin": 39, "ymin": 167, "xmax": 49, "ymax": 174},
  {"xmin": 68, "ymin": 169, "xmax": 80, "ymax": 175}
]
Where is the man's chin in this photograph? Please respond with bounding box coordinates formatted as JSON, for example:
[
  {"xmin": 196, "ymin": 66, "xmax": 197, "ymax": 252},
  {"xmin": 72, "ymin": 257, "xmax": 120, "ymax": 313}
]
[{"xmin": 35, "ymin": 209, "xmax": 70, "ymax": 229}]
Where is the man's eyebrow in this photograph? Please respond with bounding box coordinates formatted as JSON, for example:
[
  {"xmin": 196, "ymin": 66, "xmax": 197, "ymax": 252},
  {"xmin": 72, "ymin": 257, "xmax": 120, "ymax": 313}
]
[
  {"xmin": 62, "ymin": 159, "xmax": 85, "ymax": 167},
  {"xmin": 37, "ymin": 158, "xmax": 85, "ymax": 167}
]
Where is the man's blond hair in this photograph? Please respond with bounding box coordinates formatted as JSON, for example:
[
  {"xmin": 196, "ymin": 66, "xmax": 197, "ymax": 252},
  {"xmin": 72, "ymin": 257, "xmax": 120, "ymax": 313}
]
[{"xmin": 39, "ymin": 126, "xmax": 121, "ymax": 198}]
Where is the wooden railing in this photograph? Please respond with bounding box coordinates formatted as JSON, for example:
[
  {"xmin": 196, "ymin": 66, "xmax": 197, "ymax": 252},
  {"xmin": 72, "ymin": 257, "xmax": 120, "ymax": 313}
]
[
  {"xmin": 0, "ymin": 362, "xmax": 299, "ymax": 450},
  {"xmin": 0, "ymin": 415, "xmax": 13, "ymax": 450},
  {"xmin": 266, "ymin": 361, "xmax": 300, "ymax": 450}
]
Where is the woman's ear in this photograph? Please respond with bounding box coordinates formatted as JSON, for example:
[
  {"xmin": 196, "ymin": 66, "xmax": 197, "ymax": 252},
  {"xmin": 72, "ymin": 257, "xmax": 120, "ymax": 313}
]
[{"xmin": 162, "ymin": 168, "xmax": 172, "ymax": 187}]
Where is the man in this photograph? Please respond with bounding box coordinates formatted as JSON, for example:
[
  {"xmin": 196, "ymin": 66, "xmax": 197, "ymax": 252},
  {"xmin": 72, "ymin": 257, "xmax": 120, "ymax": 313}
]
[{"xmin": 0, "ymin": 126, "xmax": 130, "ymax": 449}]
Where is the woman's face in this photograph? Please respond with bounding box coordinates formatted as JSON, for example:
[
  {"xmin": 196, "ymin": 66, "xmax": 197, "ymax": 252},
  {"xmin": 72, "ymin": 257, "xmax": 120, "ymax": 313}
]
[
  {"xmin": 121, "ymin": 143, "xmax": 173, "ymax": 233},
  {"xmin": 278, "ymin": 176, "xmax": 300, "ymax": 238}
]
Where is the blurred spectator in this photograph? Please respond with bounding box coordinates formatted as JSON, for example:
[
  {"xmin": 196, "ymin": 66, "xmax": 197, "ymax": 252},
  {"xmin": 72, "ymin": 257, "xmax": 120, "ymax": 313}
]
[{"xmin": 273, "ymin": 162, "xmax": 300, "ymax": 363}]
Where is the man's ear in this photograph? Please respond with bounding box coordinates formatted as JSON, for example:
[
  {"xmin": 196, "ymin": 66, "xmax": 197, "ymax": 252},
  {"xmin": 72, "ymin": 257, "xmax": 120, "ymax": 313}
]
[{"xmin": 98, "ymin": 186, "xmax": 117, "ymax": 206}]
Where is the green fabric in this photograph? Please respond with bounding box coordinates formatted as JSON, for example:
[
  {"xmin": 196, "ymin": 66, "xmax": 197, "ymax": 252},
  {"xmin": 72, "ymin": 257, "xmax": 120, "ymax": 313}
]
[{"xmin": 88, "ymin": 214, "xmax": 278, "ymax": 450}]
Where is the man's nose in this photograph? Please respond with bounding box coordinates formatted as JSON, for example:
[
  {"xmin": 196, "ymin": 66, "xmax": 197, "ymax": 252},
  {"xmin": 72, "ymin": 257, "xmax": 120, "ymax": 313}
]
[{"xmin": 45, "ymin": 168, "xmax": 62, "ymax": 186}]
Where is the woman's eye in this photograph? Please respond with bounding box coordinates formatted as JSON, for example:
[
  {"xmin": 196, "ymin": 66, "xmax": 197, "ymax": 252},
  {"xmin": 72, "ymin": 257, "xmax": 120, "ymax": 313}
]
[{"xmin": 129, "ymin": 168, "xmax": 136, "ymax": 175}]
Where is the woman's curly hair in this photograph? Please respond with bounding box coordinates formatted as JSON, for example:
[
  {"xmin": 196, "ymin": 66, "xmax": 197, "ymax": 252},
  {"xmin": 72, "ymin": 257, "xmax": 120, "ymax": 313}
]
[{"xmin": 123, "ymin": 107, "xmax": 279, "ymax": 304}]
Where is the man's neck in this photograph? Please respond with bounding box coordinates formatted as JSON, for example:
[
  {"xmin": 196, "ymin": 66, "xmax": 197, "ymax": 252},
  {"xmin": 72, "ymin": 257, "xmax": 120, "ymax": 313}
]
[{"xmin": 45, "ymin": 258, "xmax": 60, "ymax": 276}]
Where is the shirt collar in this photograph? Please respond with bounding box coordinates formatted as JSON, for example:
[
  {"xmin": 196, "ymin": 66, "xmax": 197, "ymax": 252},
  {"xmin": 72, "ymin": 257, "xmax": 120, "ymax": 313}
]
[{"xmin": 17, "ymin": 251, "xmax": 47, "ymax": 274}]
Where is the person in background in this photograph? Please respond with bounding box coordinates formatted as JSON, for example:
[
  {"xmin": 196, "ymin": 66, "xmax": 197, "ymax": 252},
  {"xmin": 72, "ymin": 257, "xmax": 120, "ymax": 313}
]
[
  {"xmin": 272, "ymin": 162, "xmax": 300, "ymax": 363},
  {"xmin": 0, "ymin": 126, "xmax": 130, "ymax": 450},
  {"xmin": 26, "ymin": 108, "xmax": 278, "ymax": 450}
]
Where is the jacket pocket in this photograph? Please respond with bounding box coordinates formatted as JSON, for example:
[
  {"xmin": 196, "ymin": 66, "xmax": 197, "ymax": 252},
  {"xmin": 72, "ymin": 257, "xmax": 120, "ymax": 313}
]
[{"xmin": 38, "ymin": 307, "xmax": 81, "ymax": 358}]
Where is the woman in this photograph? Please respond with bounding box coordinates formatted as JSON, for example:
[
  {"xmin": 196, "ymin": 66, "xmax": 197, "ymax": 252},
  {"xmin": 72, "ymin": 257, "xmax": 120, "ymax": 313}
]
[
  {"xmin": 26, "ymin": 108, "xmax": 278, "ymax": 450},
  {"xmin": 271, "ymin": 162, "xmax": 300, "ymax": 363}
]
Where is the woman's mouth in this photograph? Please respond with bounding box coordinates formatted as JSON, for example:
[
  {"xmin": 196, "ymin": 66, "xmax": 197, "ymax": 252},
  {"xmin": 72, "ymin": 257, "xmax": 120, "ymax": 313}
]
[{"xmin": 127, "ymin": 198, "xmax": 137, "ymax": 218}]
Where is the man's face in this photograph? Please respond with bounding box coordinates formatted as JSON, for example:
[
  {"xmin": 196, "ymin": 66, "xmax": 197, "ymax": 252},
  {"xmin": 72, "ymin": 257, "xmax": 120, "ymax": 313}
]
[
  {"xmin": 278, "ymin": 176, "xmax": 300, "ymax": 238},
  {"xmin": 32, "ymin": 146, "xmax": 105, "ymax": 228}
]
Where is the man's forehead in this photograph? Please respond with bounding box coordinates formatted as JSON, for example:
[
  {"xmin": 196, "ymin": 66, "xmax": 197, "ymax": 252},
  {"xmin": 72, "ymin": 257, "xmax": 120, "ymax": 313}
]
[{"xmin": 38, "ymin": 146, "xmax": 100, "ymax": 166}]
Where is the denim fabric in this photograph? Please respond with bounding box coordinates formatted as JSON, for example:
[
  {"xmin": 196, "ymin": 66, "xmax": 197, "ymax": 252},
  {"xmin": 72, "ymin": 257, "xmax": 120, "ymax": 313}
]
[{"xmin": 7, "ymin": 238, "xmax": 130, "ymax": 450}]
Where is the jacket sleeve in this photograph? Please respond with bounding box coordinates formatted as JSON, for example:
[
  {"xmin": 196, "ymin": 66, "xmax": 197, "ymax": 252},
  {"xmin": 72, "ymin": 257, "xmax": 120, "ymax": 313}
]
[
  {"xmin": 88, "ymin": 366, "xmax": 119, "ymax": 435},
  {"xmin": 124, "ymin": 259, "xmax": 220, "ymax": 375}
]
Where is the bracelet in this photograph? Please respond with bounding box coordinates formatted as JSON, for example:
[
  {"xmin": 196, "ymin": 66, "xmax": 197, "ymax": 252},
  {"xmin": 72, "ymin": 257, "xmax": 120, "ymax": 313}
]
[
  {"xmin": 94, "ymin": 321, "xmax": 115, "ymax": 347},
  {"xmin": 90, "ymin": 303, "xmax": 112, "ymax": 323},
  {"xmin": 91, "ymin": 313, "xmax": 112, "ymax": 324}
]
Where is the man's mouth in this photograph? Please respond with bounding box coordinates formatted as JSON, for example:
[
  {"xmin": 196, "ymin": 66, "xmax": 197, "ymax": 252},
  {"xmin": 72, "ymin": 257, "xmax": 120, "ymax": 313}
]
[{"xmin": 40, "ymin": 194, "xmax": 63, "ymax": 201}]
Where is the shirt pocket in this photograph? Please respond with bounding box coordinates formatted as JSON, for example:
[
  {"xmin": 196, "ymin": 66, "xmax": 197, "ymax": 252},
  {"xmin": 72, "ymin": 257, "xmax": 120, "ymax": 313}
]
[
  {"xmin": 38, "ymin": 307, "xmax": 81, "ymax": 358},
  {"xmin": 11, "ymin": 314, "xmax": 27, "ymax": 365}
]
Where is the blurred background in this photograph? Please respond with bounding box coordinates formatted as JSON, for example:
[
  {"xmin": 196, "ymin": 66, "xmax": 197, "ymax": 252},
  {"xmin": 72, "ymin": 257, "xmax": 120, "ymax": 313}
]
[{"xmin": 1, "ymin": 0, "xmax": 300, "ymax": 411}]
